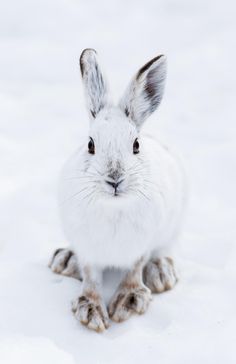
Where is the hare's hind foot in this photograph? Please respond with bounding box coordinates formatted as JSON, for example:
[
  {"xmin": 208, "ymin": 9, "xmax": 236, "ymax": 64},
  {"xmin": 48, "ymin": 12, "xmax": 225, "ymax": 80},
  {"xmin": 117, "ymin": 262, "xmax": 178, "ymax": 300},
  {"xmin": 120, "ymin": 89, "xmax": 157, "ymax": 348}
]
[
  {"xmin": 49, "ymin": 248, "xmax": 82, "ymax": 280},
  {"xmin": 143, "ymin": 257, "xmax": 178, "ymax": 293}
]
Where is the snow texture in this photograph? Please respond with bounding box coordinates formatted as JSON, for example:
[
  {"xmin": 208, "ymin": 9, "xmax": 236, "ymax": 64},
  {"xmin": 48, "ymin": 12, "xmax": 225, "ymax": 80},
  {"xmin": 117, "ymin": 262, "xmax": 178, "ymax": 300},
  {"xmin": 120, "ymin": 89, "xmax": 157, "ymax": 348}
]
[{"xmin": 0, "ymin": 0, "xmax": 235, "ymax": 363}]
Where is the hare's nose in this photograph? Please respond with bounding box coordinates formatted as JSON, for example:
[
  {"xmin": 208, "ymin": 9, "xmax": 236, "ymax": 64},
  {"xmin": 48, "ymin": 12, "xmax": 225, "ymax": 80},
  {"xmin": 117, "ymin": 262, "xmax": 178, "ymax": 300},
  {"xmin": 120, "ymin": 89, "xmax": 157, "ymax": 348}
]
[{"xmin": 105, "ymin": 179, "xmax": 124, "ymax": 193}]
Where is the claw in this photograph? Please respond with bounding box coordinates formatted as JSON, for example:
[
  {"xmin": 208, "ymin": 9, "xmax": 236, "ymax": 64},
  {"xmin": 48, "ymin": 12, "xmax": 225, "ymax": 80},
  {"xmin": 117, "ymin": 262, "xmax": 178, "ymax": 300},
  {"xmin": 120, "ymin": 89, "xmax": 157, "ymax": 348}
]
[
  {"xmin": 108, "ymin": 285, "xmax": 151, "ymax": 322},
  {"xmin": 49, "ymin": 248, "xmax": 82, "ymax": 280},
  {"xmin": 143, "ymin": 257, "xmax": 178, "ymax": 293},
  {"xmin": 73, "ymin": 294, "xmax": 109, "ymax": 332}
]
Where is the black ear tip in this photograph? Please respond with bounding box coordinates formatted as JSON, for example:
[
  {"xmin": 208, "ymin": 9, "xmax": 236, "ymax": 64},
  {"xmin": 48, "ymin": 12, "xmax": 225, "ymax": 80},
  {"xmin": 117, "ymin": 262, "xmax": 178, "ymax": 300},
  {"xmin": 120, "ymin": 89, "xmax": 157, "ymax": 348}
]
[
  {"xmin": 137, "ymin": 54, "xmax": 167, "ymax": 79},
  {"xmin": 158, "ymin": 54, "xmax": 167, "ymax": 62},
  {"xmin": 80, "ymin": 48, "xmax": 97, "ymax": 58},
  {"xmin": 80, "ymin": 48, "xmax": 97, "ymax": 76}
]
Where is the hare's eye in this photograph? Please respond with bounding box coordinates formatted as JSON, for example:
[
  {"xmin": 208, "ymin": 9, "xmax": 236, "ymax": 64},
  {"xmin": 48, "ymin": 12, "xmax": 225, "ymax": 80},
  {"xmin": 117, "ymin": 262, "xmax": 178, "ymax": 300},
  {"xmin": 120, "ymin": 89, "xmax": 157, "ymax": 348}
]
[
  {"xmin": 88, "ymin": 137, "xmax": 95, "ymax": 154},
  {"xmin": 133, "ymin": 138, "xmax": 139, "ymax": 154}
]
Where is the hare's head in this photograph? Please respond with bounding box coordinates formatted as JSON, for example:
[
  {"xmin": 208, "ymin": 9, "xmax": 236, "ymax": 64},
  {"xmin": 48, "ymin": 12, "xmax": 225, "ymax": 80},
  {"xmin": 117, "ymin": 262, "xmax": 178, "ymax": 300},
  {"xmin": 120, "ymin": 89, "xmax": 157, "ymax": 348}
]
[{"xmin": 79, "ymin": 49, "xmax": 166, "ymax": 199}]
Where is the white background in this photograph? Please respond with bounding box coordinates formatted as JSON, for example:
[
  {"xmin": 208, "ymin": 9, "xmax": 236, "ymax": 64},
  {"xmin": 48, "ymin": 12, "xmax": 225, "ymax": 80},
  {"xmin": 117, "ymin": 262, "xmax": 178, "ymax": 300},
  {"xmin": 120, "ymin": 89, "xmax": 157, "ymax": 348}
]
[{"xmin": 0, "ymin": 0, "xmax": 235, "ymax": 363}]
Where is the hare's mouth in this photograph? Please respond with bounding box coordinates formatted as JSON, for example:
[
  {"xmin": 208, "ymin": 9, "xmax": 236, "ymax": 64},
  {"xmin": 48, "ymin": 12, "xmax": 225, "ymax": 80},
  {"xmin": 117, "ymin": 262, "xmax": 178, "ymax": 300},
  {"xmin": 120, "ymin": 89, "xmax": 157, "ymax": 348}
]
[{"xmin": 105, "ymin": 178, "xmax": 125, "ymax": 197}]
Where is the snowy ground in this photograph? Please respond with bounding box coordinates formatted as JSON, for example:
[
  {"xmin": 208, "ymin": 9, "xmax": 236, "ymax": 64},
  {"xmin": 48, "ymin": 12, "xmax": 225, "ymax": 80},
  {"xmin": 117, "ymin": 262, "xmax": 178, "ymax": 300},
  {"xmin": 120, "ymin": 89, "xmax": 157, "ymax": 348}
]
[{"xmin": 0, "ymin": 0, "xmax": 236, "ymax": 363}]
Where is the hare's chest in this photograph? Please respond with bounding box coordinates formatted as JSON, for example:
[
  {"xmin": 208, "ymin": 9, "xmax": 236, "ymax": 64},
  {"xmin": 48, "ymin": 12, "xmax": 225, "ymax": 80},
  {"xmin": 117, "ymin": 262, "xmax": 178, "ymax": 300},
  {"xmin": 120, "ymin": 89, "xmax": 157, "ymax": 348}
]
[{"xmin": 71, "ymin": 202, "xmax": 158, "ymax": 267}]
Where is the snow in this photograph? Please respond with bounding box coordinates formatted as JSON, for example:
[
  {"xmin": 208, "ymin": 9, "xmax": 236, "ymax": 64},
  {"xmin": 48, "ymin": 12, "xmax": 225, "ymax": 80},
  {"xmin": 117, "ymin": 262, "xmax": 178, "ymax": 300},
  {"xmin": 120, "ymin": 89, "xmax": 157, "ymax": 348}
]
[
  {"xmin": 0, "ymin": 0, "xmax": 236, "ymax": 363},
  {"xmin": 0, "ymin": 337, "xmax": 75, "ymax": 364}
]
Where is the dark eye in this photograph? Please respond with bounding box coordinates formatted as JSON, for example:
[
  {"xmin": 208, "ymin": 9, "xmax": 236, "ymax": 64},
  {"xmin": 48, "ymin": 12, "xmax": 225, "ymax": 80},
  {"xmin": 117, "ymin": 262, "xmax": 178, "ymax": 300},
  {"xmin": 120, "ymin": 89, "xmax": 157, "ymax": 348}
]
[
  {"xmin": 133, "ymin": 138, "xmax": 139, "ymax": 154},
  {"xmin": 88, "ymin": 137, "xmax": 95, "ymax": 154}
]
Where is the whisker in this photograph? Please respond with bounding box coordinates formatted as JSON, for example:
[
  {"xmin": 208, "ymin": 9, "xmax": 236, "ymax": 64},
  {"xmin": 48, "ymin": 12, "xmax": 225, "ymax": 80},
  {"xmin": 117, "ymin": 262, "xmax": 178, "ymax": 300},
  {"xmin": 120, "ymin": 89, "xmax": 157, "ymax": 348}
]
[
  {"xmin": 87, "ymin": 191, "xmax": 97, "ymax": 206},
  {"xmin": 127, "ymin": 187, "xmax": 150, "ymax": 202},
  {"xmin": 60, "ymin": 186, "xmax": 91, "ymax": 205},
  {"xmin": 129, "ymin": 166, "xmax": 150, "ymax": 175},
  {"xmin": 90, "ymin": 161, "xmax": 104, "ymax": 177},
  {"xmin": 73, "ymin": 169, "xmax": 99, "ymax": 177},
  {"xmin": 63, "ymin": 176, "xmax": 101, "ymax": 183},
  {"xmin": 137, "ymin": 189, "xmax": 150, "ymax": 201},
  {"xmin": 80, "ymin": 189, "xmax": 96, "ymax": 202},
  {"xmin": 126, "ymin": 160, "xmax": 149, "ymax": 171},
  {"xmin": 129, "ymin": 170, "xmax": 146, "ymax": 177}
]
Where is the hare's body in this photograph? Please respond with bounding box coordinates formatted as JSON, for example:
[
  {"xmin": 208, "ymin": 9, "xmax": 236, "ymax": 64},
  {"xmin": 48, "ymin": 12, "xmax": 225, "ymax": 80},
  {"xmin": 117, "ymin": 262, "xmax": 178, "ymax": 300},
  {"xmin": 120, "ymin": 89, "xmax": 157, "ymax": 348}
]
[
  {"xmin": 60, "ymin": 119, "xmax": 185, "ymax": 268},
  {"xmin": 50, "ymin": 49, "xmax": 187, "ymax": 332}
]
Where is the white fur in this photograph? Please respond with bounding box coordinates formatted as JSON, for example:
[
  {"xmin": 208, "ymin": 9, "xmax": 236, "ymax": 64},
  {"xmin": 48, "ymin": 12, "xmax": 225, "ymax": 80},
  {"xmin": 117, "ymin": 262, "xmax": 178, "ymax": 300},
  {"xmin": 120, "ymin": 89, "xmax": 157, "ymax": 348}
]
[{"xmin": 58, "ymin": 50, "xmax": 187, "ymax": 269}]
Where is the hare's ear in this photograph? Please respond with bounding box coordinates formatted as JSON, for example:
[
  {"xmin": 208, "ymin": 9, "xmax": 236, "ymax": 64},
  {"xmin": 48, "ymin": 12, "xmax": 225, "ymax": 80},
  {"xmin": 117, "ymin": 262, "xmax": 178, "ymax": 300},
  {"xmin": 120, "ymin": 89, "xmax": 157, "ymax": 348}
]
[
  {"xmin": 80, "ymin": 49, "xmax": 109, "ymax": 119},
  {"xmin": 119, "ymin": 55, "xmax": 167, "ymax": 130}
]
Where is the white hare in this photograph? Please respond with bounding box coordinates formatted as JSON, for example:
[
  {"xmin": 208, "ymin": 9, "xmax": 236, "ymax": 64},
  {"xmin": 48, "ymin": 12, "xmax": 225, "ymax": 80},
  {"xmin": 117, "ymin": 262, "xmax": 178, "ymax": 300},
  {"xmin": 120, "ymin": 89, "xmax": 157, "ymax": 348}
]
[{"xmin": 49, "ymin": 49, "xmax": 186, "ymax": 332}]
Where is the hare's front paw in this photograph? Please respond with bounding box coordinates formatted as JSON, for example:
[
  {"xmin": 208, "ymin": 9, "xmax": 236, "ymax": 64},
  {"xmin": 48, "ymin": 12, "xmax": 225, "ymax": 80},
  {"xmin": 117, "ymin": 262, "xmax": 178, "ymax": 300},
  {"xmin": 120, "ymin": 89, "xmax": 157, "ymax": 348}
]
[
  {"xmin": 143, "ymin": 257, "xmax": 178, "ymax": 293},
  {"xmin": 72, "ymin": 294, "xmax": 109, "ymax": 332},
  {"xmin": 48, "ymin": 248, "xmax": 81, "ymax": 280},
  {"xmin": 108, "ymin": 285, "xmax": 152, "ymax": 323}
]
